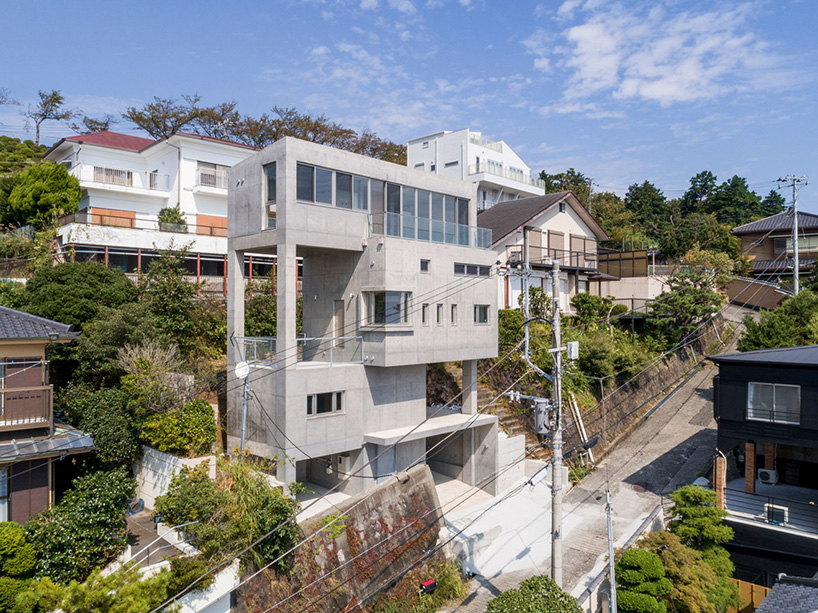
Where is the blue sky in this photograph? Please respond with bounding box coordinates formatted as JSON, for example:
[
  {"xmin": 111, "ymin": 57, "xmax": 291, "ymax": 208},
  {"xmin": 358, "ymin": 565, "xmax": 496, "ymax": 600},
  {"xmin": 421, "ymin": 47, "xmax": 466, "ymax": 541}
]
[{"xmin": 2, "ymin": 0, "xmax": 817, "ymax": 210}]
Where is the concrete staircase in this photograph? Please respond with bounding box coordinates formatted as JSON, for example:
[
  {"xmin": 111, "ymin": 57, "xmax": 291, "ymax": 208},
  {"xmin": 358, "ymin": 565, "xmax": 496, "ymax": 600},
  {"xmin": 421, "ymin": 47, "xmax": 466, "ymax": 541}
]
[{"xmin": 444, "ymin": 363, "xmax": 550, "ymax": 462}]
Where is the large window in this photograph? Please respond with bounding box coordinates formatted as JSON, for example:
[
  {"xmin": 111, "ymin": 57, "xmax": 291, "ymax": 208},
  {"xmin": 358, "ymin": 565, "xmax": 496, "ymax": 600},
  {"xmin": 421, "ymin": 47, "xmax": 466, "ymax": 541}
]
[
  {"xmin": 365, "ymin": 291, "xmax": 411, "ymax": 325},
  {"xmin": 747, "ymin": 382, "xmax": 800, "ymax": 424}
]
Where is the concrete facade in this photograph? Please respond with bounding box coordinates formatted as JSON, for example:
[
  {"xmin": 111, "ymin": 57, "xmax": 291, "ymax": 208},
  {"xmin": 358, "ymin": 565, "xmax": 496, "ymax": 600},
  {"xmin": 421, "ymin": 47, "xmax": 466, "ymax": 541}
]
[
  {"xmin": 226, "ymin": 137, "xmax": 500, "ymax": 496},
  {"xmin": 407, "ymin": 128, "xmax": 545, "ymax": 210}
]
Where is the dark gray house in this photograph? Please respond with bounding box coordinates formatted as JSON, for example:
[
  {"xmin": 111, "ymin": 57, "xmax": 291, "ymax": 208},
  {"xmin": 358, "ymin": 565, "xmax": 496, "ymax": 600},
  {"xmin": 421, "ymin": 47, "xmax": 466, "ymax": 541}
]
[{"xmin": 710, "ymin": 345, "xmax": 818, "ymax": 585}]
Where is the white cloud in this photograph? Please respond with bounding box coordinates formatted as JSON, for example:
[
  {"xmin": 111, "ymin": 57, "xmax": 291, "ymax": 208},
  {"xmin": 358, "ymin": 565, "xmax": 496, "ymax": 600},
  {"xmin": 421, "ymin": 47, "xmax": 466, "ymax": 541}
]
[
  {"xmin": 360, "ymin": 0, "xmax": 378, "ymax": 9},
  {"xmin": 387, "ymin": 0, "xmax": 416, "ymax": 14},
  {"xmin": 529, "ymin": 1, "xmax": 795, "ymax": 111}
]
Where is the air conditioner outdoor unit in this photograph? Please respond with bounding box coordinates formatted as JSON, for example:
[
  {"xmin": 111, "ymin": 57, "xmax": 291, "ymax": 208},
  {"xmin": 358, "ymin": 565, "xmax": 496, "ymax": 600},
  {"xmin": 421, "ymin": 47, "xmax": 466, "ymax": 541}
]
[
  {"xmin": 335, "ymin": 454, "xmax": 351, "ymax": 475},
  {"xmin": 758, "ymin": 468, "xmax": 778, "ymax": 484}
]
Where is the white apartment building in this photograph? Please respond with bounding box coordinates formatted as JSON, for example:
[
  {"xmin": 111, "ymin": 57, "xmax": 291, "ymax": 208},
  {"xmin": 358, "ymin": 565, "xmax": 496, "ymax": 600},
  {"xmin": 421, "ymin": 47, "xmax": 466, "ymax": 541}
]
[
  {"xmin": 226, "ymin": 137, "xmax": 516, "ymax": 497},
  {"xmin": 45, "ymin": 131, "xmax": 274, "ymax": 290},
  {"xmin": 407, "ymin": 128, "xmax": 545, "ymax": 211}
]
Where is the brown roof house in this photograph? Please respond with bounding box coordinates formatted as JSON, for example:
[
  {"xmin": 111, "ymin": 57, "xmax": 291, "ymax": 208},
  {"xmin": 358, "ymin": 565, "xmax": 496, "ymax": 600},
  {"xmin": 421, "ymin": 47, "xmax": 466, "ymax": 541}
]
[{"xmin": 0, "ymin": 307, "xmax": 93, "ymax": 523}]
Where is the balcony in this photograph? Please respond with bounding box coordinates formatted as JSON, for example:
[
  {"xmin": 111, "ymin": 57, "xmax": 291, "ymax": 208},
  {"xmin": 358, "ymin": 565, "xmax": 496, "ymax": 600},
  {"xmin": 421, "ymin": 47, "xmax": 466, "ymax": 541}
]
[
  {"xmin": 238, "ymin": 336, "xmax": 364, "ymax": 367},
  {"xmin": 725, "ymin": 483, "xmax": 818, "ymax": 536},
  {"xmin": 69, "ymin": 163, "xmax": 170, "ymax": 193},
  {"xmin": 369, "ymin": 212, "xmax": 493, "ymax": 249},
  {"xmin": 507, "ymin": 246, "xmax": 598, "ymax": 270},
  {"xmin": 468, "ymin": 162, "xmax": 545, "ymax": 190},
  {"xmin": 0, "ymin": 386, "xmax": 53, "ymax": 433},
  {"xmin": 58, "ymin": 211, "xmax": 228, "ymax": 238},
  {"xmin": 468, "ymin": 133, "xmax": 503, "ymax": 153},
  {"xmin": 195, "ymin": 168, "xmax": 229, "ymax": 190}
]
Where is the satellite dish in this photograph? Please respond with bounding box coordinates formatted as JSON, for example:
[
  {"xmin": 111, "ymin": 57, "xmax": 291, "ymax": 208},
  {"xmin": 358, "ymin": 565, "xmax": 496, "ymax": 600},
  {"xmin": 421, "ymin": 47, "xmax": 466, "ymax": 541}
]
[{"xmin": 235, "ymin": 361, "xmax": 250, "ymax": 380}]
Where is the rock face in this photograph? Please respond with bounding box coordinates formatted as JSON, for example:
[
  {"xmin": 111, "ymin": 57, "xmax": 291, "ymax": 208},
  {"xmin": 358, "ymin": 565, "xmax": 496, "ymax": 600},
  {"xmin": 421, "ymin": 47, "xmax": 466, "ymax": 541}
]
[{"xmin": 237, "ymin": 464, "xmax": 445, "ymax": 612}]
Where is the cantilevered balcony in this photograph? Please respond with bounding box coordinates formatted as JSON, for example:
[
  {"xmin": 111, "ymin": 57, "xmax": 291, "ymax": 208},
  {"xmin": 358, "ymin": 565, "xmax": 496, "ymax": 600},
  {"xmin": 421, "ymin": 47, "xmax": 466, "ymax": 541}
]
[
  {"xmin": 194, "ymin": 168, "xmax": 229, "ymax": 191},
  {"xmin": 68, "ymin": 163, "xmax": 170, "ymax": 194},
  {"xmin": 0, "ymin": 386, "xmax": 53, "ymax": 434},
  {"xmin": 238, "ymin": 336, "xmax": 364, "ymax": 367},
  {"xmin": 507, "ymin": 245, "xmax": 598, "ymax": 270},
  {"xmin": 468, "ymin": 162, "xmax": 545, "ymax": 190},
  {"xmin": 58, "ymin": 211, "xmax": 228, "ymax": 237}
]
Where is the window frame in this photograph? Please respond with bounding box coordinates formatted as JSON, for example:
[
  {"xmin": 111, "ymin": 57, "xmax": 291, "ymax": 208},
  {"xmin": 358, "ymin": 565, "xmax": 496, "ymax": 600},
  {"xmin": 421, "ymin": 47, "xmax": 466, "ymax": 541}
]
[
  {"xmin": 747, "ymin": 381, "xmax": 800, "ymax": 425},
  {"xmin": 474, "ymin": 304, "xmax": 490, "ymax": 325},
  {"xmin": 307, "ymin": 391, "xmax": 344, "ymax": 416},
  {"xmin": 363, "ymin": 291, "xmax": 411, "ymax": 326}
]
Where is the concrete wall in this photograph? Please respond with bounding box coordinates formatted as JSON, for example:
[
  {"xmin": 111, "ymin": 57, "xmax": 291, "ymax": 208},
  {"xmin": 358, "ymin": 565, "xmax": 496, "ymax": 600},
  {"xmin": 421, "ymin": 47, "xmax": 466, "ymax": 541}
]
[
  {"xmin": 599, "ymin": 275, "xmax": 668, "ymax": 303},
  {"xmin": 496, "ymin": 432, "xmax": 526, "ymax": 493},
  {"xmin": 132, "ymin": 446, "xmax": 216, "ymax": 510}
]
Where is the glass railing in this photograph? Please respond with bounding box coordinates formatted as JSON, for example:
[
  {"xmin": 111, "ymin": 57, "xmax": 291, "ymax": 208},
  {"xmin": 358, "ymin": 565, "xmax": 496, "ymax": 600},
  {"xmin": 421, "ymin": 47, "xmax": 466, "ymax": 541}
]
[
  {"xmin": 369, "ymin": 212, "xmax": 492, "ymax": 249},
  {"xmin": 468, "ymin": 163, "xmax": 545, "ymax": 189},
  {"xmin": 237, "ymin": 336, "xmax": 363, "ymax": 366}
]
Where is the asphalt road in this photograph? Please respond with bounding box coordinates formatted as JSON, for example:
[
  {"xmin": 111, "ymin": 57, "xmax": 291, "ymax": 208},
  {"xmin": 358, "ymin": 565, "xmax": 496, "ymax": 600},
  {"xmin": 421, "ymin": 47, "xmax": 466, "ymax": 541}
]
[{"xmin": 445, "ymin": 305, "xmax": 753, "ymax": 611}]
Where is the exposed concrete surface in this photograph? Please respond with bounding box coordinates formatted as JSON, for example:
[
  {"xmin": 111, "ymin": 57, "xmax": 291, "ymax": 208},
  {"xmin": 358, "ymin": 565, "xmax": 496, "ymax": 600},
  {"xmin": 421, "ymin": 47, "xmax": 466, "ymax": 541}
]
[{"xmin": 444, "ymin": 305, "xmax": 755, "ymax": 611}]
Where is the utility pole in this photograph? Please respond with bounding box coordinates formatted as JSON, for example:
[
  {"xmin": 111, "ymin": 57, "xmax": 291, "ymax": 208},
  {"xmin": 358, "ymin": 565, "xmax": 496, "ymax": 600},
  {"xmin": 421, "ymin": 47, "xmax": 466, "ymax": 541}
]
[
  {"xmin": 778, "ymin": 175, "xmax": 808, "ymax": 295},
  {"xmin": 606, "ymin": 489, "xmax": 617, "ymax": 612},
  {"xmin": 550, "ymin": 261, "xmax": 564, "ymax": 587}
]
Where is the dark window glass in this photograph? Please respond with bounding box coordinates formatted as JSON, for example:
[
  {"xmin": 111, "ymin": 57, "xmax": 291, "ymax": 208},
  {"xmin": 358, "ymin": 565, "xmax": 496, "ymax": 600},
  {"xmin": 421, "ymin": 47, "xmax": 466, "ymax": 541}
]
[
  {"xmin": 466, "ymin": 265, "xmax": 478, "ymax": 276},
  {"xmin": 386, "ymin": 183, "xmax": 401, "ymax": 214},
  {"xmin": 444, "ymin": 196, "xmax": 456, "ymax": 222},
  {"xmin": 457, "ymin": 198, "xmax": 469, "ymax": 225},
  {"xmin": 417, "ymin": 191, "xmax": 430, "ymax": 218},
  {"xmin": 297, "ymin": 164, "xmax": 314, "ymax": 201},
  {"xmin": 478, "ymin": 266, "xmax": 490, "ymax": 277},
  {"xmin": 420, "ymin": 259, "xmax": 430, "ymax": 272},
  {"xmin": 336, "ymin": 173, "xmax": 352, "ymax": 209},
  {"xmin": 371, "ymin": 181, "xmax": 384, "ymax": 214},
  {"xmin": 265, "ymin": 163, "xmax": 276, "ymax": 202},
  {"xmin": 316, "ymin": 168, "xmax": 333, "ymax": 204},
  {"xmin": 454, "ymin": 263, "xmax": 465, "ymax": 275},
  {"xmin": 431, "ymin": 193, "xmax": 444, "ymax": 221}
]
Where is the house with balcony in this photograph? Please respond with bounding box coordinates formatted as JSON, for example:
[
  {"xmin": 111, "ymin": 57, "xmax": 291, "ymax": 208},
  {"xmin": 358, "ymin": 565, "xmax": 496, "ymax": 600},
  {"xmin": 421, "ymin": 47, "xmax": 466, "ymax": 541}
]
[
  {"xmin": 226, "ymin": 137, "xmax": 501, "ymax": 497},
  {"xmin": 407, "ymin": 129, "xmax": 545, "ymax": 211},
  {"xmin": 475, "ymin": 191, "xmax": 608, "ymax": 313},
  {"xmin": 710, "ymin": 345, "xmax": 818, "ymax": 585},
  {"xmin": 0, "ymin": 307, "xmax": 92, "ymax": 523},
  {"xmin": 44, "ymin": 131, "xmax": 275, "ymax": 293}
]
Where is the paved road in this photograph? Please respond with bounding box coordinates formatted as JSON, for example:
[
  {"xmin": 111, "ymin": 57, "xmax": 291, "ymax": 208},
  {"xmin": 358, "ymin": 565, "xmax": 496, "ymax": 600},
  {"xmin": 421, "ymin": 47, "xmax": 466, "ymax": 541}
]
[{"xmin": 445, "ymin": 305, "xmax": 753, "ymax": 611}]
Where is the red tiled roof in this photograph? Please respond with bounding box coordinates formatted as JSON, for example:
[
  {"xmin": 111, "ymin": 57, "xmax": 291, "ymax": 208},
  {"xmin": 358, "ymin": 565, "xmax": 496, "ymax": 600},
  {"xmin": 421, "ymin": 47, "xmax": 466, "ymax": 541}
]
[{"xmin": 64, "ymin": 131, "xmax": 155, "ymax": 152}]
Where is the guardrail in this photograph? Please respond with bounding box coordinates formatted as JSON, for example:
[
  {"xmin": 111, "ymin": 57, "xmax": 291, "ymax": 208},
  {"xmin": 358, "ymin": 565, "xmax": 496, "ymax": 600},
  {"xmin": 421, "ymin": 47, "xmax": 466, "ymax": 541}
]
[
  {"xmin": 195, "ymin": 168, "xmax": 229, "ymax": 189},
  {"xmin": 0, "ymin": 386, "xmax": 52, "ymax": 433},
  {"xmin": 725, "ymin": 487, "xmax": 818, "ymax": 534},
  {"xmin": 507, "ymin": 246, "xmax": 598, "ymax": 269},
  {"xmin": 58, "ymin": 211, "xmax": 227, "ymax": 237},
  {"xmin": 467, "ymin": 162, "xmax": 545, "ymax": 189},
  {"xmin": 69, "ymin": 163, "xmax": 170, "ymax": 191},
  {"xmin": 369, "ymin": 212, "xmax": 492, "ymax": 249},
  {"xmin": 237, "ymin": 336, "xmax": 364, "ymax": 366}
]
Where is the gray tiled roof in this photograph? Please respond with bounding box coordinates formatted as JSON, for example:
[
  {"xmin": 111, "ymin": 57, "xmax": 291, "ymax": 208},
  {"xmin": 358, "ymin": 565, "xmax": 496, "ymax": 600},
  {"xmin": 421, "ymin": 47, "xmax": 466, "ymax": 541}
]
[
  {"xmin": 0, "ymin": 306, "xmax": 78, "ymax": 341},
  {"xmin": 709, "ymin": 344, "xmax": 818, "ymax": 366},
  {"xmin": 0, "ymin": 423, "xmax": 94, "ymax": 462},
  {"xmin": 732, "ymin": 210, "xmax": 818, "ymax": 235},
  {"xmin": 476, "ymin": 192, "xmax": 608, "ymax": 246},
  {"xmin": 755, "ymin": 575, "xmax": 818, "ymax": 613}
]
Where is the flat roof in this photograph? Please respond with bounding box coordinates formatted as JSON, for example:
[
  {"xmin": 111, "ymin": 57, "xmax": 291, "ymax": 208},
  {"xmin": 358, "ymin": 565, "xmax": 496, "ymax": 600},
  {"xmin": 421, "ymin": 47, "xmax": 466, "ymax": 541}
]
[
  {"xmin": 709, "ymin": 344, "xmax": 818, "ymax": 367},
  {"xmin": 364, "ymin": 412, "xmax": 496, "ymax": 446}
]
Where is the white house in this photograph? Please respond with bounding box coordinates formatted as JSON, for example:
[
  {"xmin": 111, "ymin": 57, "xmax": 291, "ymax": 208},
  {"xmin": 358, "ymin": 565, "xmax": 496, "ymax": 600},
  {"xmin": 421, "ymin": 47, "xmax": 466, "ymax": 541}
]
[
  {"xmin": 476, "ymin": 191, "xmax": 609, "ymax": 313},
  {"xmin": 407, "ymin": 129, "xmax": 545, "ymax": 211},
  {"xmin": 44, "ymin": 131, "xmax": 272, "ymax": 291}
]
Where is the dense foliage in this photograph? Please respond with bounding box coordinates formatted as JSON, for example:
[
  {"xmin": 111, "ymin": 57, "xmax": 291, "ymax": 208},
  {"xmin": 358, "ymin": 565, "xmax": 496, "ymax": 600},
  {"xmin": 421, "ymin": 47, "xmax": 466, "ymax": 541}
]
[
  {"xmin": 486, "ymin": 575, "xmax": 581, "ymax": 612},
  {"xmin": 26, "ymin": 468, "xmax": 135, "ymax": 584},
  {"xmin": 0, "ymin": 137, "xmax": 47, "ymax": 175},
  {"xmin": 1, "ymin": 163, "xmax": 80, "ymax": 229},
  {"xmin": 19, "ymin": 262, "xmax": 137, "ymax": 330},
  {"xmin": 140, "ymin": 398, "xmax": 217, "ymax": 457},
  {"xmin": 154, "ymin": 458, "xmax": 301, "ymax": 571},
  {"xmin": 616, "ymin": 549, "xmax": 671, "ymax": 613},
  {"xmin": 738, "ymin": 289, "xmax": 818, "ymax": 351}
]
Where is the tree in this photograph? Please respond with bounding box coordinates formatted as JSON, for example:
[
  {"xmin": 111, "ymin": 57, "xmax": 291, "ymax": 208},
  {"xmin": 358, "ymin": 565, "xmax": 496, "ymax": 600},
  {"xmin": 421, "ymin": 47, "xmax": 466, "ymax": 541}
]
[
  {"xmin": 188, "ymin": 100, "xmax": 241, "ymax": 138},
  {"xmin": 20, "ymin": 261, "xmax": 137, "ymax": 330},
  {"xmin": 647, "ymin": 249, "xmax": 727, "ymax": 346},
  {"xmin": 590, "ymin": 191, "xmax": 651, "ymax": 247},
  {"xmin": 0, "ymin": 136, "xmax": 47, "ymax": 176},
  {"xmin": 624, "ymin": 181, "xmax": 668, "ymax": 227},
  {"xmin": 0, "ymin": 89, "xmax": 18, "ymax": 106},
  {"xmin": 26, "ymin": 467, "xmax": 135, "ymax": 584},
  {"xmin": 24, "ymin": 90, "xmax": 75, "ymax": 146},
  {"xmin": 761, "ymin": 189, "xmax": 786, "ymax": 217},
  {"xmin": 2, "ymin": 162, "xmax": 80, "ymax": 228},
  {"xmin": 680, "ymin": 171, "xmax": 718, "ymax": 216},
  {"xmin": 69, "ymin": 114, "xmax": 117, "ymax": 134},
  {"xmin": 738, "ymin": 289, "xmax": 818, "ymax": 351},
  {"xmin": 540, "ymin": 168, "xmax": 591, "ymax": 208},
  {"xmin": 122, "ymin": 95, "xmax": 201, "ymax": 138},
  {"xmin": 657, "ymin": 213, "xmax": 738, "ymax": 259},
  {"xmin": 616, "ymin": 548, "xmax": 672, "ymax": 613},
  {"xmin": 668, "ymin": 485, "xmax": 733, "ymax": 551},
  {"xmin": 486, "ymin": 575, "xmax": 581, "ymax": 612},
  {"xmin": 706, "ymin": 176, "xmax": 772, "ymax": 226}
]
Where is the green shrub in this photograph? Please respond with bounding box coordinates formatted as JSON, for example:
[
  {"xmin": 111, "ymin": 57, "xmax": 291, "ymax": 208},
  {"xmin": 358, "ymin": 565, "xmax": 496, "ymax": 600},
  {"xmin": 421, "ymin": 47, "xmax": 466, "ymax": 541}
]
[
  {"xmin": 166, "ymin": 556, "xmax": 215, "ymax": 596},
  {"xmin": 0, "ymin": 576, "xmax": 27, "ymax": 612},
  {"xmin": 571, "ymin": 293, "xmax": 612, "ymax": 326},
  {"xmin": 139, "ymin": 399, "xmax": 216, "ymax": 457},
  {"xmin": 616, "ymin": 549, "xmax": 671, "ymax": 613},
  {"xmin": 486, "ymin": 575, "xmax": 581, "ymax": 612},
  {"xmin": 498, "ymin": 309, "xmax": 525, "ymax": 348},
  {"xmin": 0, "ymin": 522, "xmax": 35, "ymax": 578},
  {"xmin": 26, "ymin": 467, "xmax": 135, "ymax": 584},
  {"xmin": 154, "ymin": 464, "xmax": 223, "ymax": 527},
  {"xmin": 610, "ymin": 304, "xmax": 629, "ymax": 317},
  {"xmin": 157, "ymin": 204, "xmax": 187, "ymax": 231}
]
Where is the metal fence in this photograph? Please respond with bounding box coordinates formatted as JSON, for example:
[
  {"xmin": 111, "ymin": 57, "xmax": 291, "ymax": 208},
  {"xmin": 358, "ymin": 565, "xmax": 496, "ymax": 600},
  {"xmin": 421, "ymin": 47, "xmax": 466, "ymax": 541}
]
[{"xmin": 725, "ymin": 487, "xmax": 818, "ymax": 534}]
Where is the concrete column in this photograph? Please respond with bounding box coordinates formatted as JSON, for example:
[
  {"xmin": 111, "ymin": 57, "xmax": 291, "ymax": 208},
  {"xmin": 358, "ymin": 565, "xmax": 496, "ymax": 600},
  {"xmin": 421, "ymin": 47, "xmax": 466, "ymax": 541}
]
[
  {"xmin": 276, "ymin": 240, "xmax": 298, "ymax": 363},
  {"xmin": 714, "ymin": 455, "xmax": 726, "ymax": 510},
  {"xmin": 745, "ymin": 441, "xmax": 756, "ymax": 494},
  {"xmin": 462, "ymin": 359, "xmax": 478, "ymax": 415},
  {"xmin": 764, "ymin": 442, "xmax": 775, "ymax": 470},
  {"xmin": 226, "ymin": 247, "xmax": 245, "ymax": 366},
  {"xmin": 277, "ymin": 458, "xmax": 297, "ymax": 493}
]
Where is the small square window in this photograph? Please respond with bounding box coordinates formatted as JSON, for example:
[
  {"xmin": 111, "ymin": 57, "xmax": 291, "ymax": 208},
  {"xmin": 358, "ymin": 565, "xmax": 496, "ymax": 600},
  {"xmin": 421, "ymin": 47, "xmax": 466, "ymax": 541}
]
[
  {"xmin": 422, "ymin": 141, "xmax": 429, "ymax": 149},
  {"xmin": 478, "ymin": 266, "xmax": 490, "ymax": 277},
  {"xmin": 454, "ymin": 263, "xmax": 465, "ymax": 275},
  {"xmin": 420, "ymin": 259, "xmax": 430, "ymax": 273},
  {"xmin": 414, "ymin": 163, "xmax": 425, "ymax": 169},
  {"xmin": 474, "ymin": 305, "xmax": 489, "ymax": 324},
  {"xmin": 559, "ymin": 202, "xmax": 566, "ymax": 213},
  {"xmin": 430, "ymin": 163, "xmax": 436, "ymax": 172}
]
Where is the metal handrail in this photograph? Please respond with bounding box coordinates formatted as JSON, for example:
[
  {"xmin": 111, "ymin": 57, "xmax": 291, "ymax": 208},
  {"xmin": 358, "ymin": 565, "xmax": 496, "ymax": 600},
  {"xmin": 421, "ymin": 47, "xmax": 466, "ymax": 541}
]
[{"xmin": 58, "ymin": 211, "xmax": 228, "ymax": 237}]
